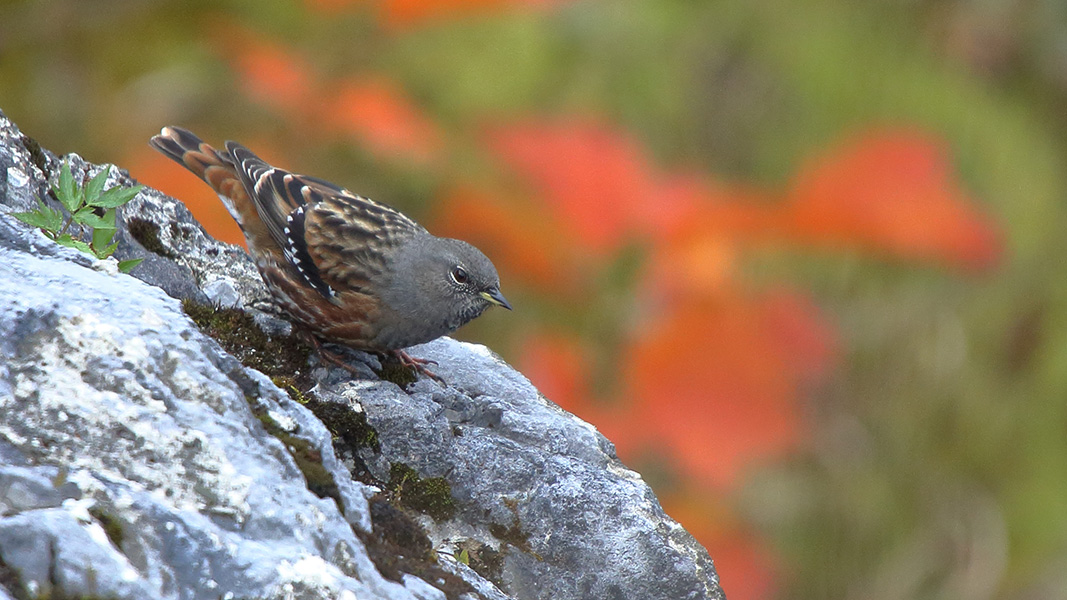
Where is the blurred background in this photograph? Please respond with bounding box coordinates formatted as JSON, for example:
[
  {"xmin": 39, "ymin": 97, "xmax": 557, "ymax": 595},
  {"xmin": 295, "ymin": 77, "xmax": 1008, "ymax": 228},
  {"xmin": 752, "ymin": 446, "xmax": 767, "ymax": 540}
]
[{"xmin": 4, "ymin": 0, "xmax": 1067, "ymax": 598}]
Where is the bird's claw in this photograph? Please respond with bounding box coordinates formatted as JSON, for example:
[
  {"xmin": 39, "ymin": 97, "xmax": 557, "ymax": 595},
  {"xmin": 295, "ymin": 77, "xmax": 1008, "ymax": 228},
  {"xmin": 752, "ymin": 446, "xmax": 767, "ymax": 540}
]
[{"xmin": 391, "ymin": 350, "xmax": 444, "ymax": 384}]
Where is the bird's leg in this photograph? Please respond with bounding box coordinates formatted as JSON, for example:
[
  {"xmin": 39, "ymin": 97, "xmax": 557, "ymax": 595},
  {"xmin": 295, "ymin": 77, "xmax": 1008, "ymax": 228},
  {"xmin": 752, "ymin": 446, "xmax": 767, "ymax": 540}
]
[
  {"xmin": 300, "ymin": 326, "xmax": 443, "ymax": 384},
  {"xmin": 303, "ymin": 333, "xmax": 365, "ymax": 376}
]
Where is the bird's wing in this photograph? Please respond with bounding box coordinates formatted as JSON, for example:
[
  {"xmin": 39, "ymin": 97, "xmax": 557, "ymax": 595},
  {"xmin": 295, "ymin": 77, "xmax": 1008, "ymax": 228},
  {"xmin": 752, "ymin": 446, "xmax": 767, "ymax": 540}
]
[
  {"xmin": 226, "ymin": 141, "xmax": 425, "ymax": 299},
  {"xmin": 302, "ymin": 193, "xmax": 426, "ymax": 297},
  {"xmin": 226, "ymin": 141, "xmax": 306, "ymax": 249}
]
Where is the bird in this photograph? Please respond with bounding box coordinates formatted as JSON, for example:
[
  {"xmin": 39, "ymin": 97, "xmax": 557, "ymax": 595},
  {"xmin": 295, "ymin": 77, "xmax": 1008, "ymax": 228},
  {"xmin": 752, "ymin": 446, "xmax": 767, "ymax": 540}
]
[{"xmin": 149, "ymin": 126, "xmax": 510, "ymax": 381}]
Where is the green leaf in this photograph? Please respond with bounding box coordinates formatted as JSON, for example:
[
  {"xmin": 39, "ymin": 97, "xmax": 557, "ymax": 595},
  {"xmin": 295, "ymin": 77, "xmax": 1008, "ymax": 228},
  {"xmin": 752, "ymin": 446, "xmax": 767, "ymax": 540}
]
[
  {"xmin": 56, "ymin": 161, "xmax": 81, "ymax": 212},
  {"xmin": 70, "ymin": 205, "xmax": 92, "ymax": 225},
  {"xmin": 55, "ymin": 233, "xmax": 93, "ymax": 255},
  {"xmin": 11, "ymin": 209, "xmax": 52, "ymax": 230},
  {"xmin": 92, "ymin": 184, "xmax": 143, "ymax": 209},
  {"xmin": 39, "ymin": 199, "xmax": 63, "ymax": 230},
  {"xmin": 83, "ymin": 168, "xmax": 110, "ymax": 204},
  {"xmin": 91, "ymin": 226, "xmax": 117, "ymax": 251},
  {"xmin": 117, "ymin": 258, "xmax": 144, "ymax": 273},
  {"xmin": 99, "ymin": 241, "xmax": 120, "ymax": 259},
  {"xmin": 12, "ymin": 199, "xmax": 64, "ymax": 232},
  {"xmin": 74, "ymin": 207, "xmax": 116, "ymax": 229}
]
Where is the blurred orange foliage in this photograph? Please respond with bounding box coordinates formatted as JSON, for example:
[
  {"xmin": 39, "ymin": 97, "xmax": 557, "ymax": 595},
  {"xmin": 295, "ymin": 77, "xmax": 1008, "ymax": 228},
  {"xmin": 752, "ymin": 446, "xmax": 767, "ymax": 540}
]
[
  {"xmin": 624, "ymin": 291, "xmax": 832, "ymax": 487},
  {"xmin": 489, "ymin": 121, "xmax": 659, "ymax": 257},
  {"xmin": 456, "ymin": 116, "xmax": 997, "ymax": 600},
  {"xmin": 303, "ymin": 0, "xmax": 566, "ymax": 29},
  {"xmin": 661, "ymin": 488, "xmax": 777, "ymax": 600},
  {"xmin": 785, "ymin": 130, "xmax": 1002, "ymax": 268},
  {"xmin": 518, "ymin": 331, "xmax": 593, "ymax": 413},
  {"xmin": 132, "ymin": 24, "xmax": 448, "ymax": 244},
  {"xmin": 214, "ymin": 21, "xmax": 444, "ymax": 167},
  {"xmin": 709, "ymin": 529, "xmax": 779, "ymax": 600},
  {"xmin": 380, "ymin": 0, "xmax": 510, "ymax": 28},
  {"xmin": 327, "ymin": 77, "xmax": 444, "ymax": 165},
  {"xmin": 473, "ymin": 119, "xmax": 845, "ymax": 489},
  {"xmin": 212, "ymin": 23, "xmax": 316, "ymax": 118}
]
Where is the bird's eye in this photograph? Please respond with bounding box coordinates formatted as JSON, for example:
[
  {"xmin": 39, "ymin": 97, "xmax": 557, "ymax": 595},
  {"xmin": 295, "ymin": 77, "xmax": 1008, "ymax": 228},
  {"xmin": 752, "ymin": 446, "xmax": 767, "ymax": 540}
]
[{"xmin": 449, "ymin": 266, "xmax": 469, "ymax": 285}]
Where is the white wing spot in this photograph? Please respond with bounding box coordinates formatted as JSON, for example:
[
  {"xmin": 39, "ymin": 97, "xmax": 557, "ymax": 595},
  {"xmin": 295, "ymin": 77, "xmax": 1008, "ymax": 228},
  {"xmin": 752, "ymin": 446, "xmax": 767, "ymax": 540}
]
[{"xmin": 278, "ymin": 205, "xmax": 336, "ymax": 298}]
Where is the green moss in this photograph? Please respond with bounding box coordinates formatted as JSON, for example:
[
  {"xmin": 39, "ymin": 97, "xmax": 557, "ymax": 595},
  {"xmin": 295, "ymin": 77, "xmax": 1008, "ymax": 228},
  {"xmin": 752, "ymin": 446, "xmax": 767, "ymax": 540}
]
[
  {"xmin": 268, "ymin": 375, "xmax": 381, "ymax": 478},
  {"xmin": 182, "ymin": 299, "xmax": 312, "ymax": 379},
  {"xmin": 300, "ymin": 393, "xmax": 380, "ymax": 453},
  {"xmin": 488, "ymin": 522, "xmax": 529, "ymax": 551},
  {"xmin": 184, "ymin": 301, "xmax": 345, "ymax": 506},
  {"xmin": 489, "ymin": 497, "xmax": 541, "ymax": 560},
  {"xmin": 388, "ymin": 463, "xmax": 456, "ymax": 521},
  {"xmin": 377, "ymin": 357, "xmax": 418, "ymax": 388},
  {"xmin": 20, "ymin": 135, "xmax": 48, "ymax": 174},
  {"xmin": 126, "ymin": 217, "xmax": 175, "ymax": 259},
  {"xmin": 87, "ymin": 507, "xmax": 124, "ymax": 550},
  {"xmin": 360, "ymin": 495, "xmax": 475, "ymax": 600},
  {"xmin": 243, "ymin": 398, "xmax": 474, "ymax": 599},
  {"xmin": 249, "ymin": 401, "xmax": 343, "ymax": 512},
  {"xmin": 455, "ymin": 540, "xmax": 505, "ymax": 586},
  {"xmin": 270, "ymin": 376, "xmax": 305, "ymax": 402}
]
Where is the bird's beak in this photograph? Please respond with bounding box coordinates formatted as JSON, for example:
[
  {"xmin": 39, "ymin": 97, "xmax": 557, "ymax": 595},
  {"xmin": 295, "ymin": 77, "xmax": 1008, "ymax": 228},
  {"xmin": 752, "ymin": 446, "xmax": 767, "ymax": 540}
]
[{"xmin": 480, "ymin": 288, "xmax": 513, "ymax": 310}]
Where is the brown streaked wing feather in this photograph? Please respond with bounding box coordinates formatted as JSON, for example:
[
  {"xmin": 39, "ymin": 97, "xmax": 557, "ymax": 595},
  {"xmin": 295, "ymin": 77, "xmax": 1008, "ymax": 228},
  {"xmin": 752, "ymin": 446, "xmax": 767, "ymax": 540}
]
[
  {"xmin": 225, "ymin": 141, "xmax": 426, "ymax": 298},
  {"xmin": 259, "ymin": 261, "xmax": 383, "ymax": 347},
  {"xmin": 302, "ymin": 192, "xmax": 425, "ymax": 296},
  {"xmin": 224, "ymin": 141, "xmax": 303, "ymax": 252}
]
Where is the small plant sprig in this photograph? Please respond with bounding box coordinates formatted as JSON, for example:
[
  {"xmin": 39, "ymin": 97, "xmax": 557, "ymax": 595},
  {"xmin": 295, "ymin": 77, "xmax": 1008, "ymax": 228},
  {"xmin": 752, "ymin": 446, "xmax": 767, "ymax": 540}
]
[{"xmin": 13, "ymin": 160, "xmax": 144, "ymax": 273}]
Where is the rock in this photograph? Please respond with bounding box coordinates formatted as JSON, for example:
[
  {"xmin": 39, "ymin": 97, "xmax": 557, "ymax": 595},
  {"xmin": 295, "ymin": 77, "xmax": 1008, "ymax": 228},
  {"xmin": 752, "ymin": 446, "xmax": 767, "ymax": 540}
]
[{"xmin": 0, "ymin": 109, "xmax": 724, "ymax": 600}]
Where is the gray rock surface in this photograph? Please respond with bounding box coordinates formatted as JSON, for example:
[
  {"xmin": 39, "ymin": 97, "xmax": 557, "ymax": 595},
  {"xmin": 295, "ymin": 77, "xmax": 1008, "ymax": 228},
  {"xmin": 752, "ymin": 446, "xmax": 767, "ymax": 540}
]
[{"xmin": 0, "ymin": 109, "xmax": 724, "ymax": 600}]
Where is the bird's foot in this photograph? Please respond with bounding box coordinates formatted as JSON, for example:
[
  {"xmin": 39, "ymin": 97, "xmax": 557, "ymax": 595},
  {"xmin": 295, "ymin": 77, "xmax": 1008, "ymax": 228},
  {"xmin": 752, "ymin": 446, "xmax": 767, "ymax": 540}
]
[
  {"xmin": 388, "ymin": 349, "xmax": 444, "ymax": 384},
  {"xmin": 303, "ymin": 334, "xmax": 365, "ymax": 376},
  {"xmin": 302, "ymin": 331, "xmax": 443, "ymax": 385}
]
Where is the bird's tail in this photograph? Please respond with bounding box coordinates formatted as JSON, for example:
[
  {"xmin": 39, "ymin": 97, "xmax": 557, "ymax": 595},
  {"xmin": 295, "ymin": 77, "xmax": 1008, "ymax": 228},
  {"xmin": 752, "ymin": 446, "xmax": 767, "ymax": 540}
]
[
  {"xmin": 150, "ymin": 127, "xmax": 232, "ymax": 185},
  {"xmin": 149, "ymin": 126, "xmax": 251, "ymax": 232}
]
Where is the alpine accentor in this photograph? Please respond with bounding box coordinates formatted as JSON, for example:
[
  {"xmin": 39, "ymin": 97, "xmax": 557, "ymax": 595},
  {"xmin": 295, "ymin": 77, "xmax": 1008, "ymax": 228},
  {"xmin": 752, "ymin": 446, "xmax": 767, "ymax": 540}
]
[{"xmin": 149, "ymin": 126, "xmax": 510, "ymax": 379}]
